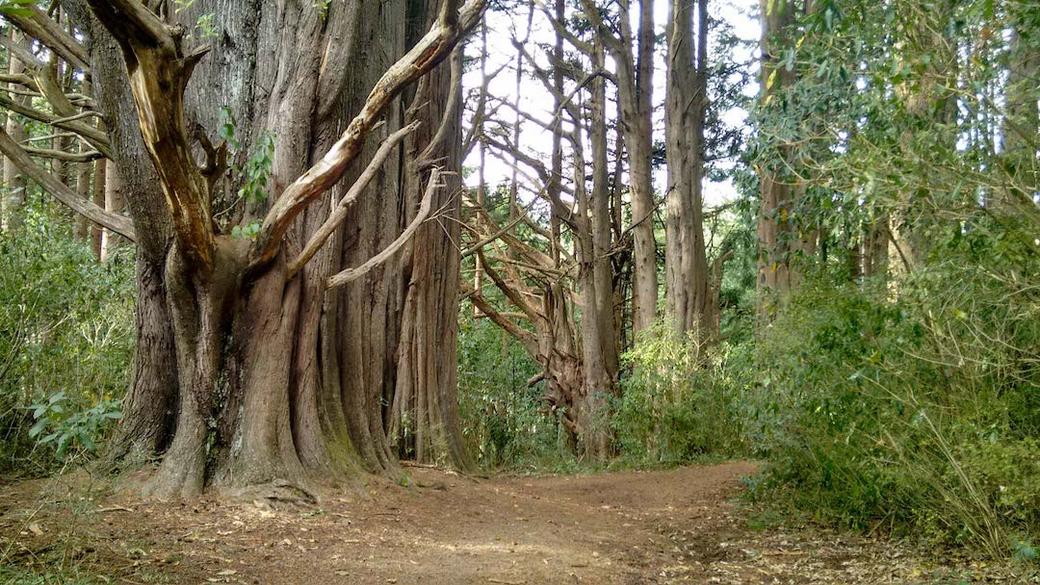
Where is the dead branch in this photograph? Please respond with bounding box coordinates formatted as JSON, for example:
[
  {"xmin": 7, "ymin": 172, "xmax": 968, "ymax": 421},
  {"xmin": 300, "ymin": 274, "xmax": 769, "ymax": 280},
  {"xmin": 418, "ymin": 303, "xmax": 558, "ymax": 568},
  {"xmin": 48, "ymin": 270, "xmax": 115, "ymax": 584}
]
[
  {"xmin": 326, "ymin": 169, "xmax": 442, "ymax": 289},
  {"xmin": 252, "ymin": 0, "xmax": 486, "ymax": 269},
  {"xmin": 289, "ymin": 121, "xmax": 421, "ymax": 277},
  {"xmin": 0, "ymin": 127, "xmax": 135, "ymax": 240}
]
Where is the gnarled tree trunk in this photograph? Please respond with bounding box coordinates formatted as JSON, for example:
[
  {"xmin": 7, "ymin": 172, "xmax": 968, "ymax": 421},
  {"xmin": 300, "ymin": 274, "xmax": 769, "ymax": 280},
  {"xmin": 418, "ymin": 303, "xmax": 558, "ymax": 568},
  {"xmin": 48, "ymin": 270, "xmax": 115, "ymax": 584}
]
[{"xmin": 55, "ymin": 0, "xmax": 481, "ymax": 498}]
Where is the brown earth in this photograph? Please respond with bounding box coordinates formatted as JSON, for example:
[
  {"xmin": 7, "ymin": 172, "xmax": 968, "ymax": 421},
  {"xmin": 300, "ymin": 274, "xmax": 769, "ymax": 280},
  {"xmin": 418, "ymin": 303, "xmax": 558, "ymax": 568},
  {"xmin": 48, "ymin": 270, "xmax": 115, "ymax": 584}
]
[{"xmin": 0, "ymin": 461, "xmax": 1032, "ymax": 584}]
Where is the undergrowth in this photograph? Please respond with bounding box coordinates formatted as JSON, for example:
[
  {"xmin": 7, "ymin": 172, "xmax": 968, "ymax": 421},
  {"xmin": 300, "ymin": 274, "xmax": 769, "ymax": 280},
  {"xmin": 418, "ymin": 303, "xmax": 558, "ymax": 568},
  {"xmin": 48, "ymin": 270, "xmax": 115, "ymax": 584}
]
[{"xmin": 0, "ymin": 203, "xmax": 135, "ymax": 477}]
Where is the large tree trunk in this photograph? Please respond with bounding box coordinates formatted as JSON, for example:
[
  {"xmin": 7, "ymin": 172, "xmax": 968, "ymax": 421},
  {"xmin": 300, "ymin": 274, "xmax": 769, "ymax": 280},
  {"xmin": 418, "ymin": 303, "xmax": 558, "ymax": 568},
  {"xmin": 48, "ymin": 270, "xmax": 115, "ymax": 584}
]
[
  {"xmin": 665, "ymin": 0, "xmax": 715, "ymax": 340},
  {"xmin": 389, "ymin": 45, "xmax": 471, "ymax": 469},
  {"xmin": 64, "ymin": 0, "xmax": 477, "ymax": 496}
]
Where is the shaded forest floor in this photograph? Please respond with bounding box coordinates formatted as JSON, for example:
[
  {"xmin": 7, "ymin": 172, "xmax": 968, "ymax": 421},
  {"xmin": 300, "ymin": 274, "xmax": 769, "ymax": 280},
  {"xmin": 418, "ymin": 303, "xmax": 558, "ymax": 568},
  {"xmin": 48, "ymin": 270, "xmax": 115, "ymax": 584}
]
[{"xmin": 0, "ymin": 461, "xmax": 1033, "ymax": 584}]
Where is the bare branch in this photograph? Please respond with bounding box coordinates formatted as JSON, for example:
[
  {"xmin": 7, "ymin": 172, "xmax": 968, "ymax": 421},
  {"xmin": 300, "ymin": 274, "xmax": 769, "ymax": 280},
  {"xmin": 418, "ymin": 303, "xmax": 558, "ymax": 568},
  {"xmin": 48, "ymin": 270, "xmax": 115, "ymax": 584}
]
[
  {"xmin": 5, "ymin": 7, "xmax": 90, "ymax": 72},
  {"xmin": 23, "ymin": 145, "xmax": 103, "ymax": 162},
  {"xmin": 0, "ymin": 93, "xmax": 112, "ymax": 157},
  {"xmin": 85, "ymin": 0, "xmax": 176, "ymax": 53},
  {"xmin": 0, "ymin": 127, "xmax": 135, "ymax": 240},
  {"xmin": 289, "ymin": 121, "xmax": 420, "ymax": 277},
  {"xmin": 477, "ymin": 248, "xmax": 545, "ymax": 323},
  {"xmin": 252, "ymin": 0, "xmax": 486, "ymax": 268},
  {"xmin": 416, "ymin": 47, "xmax": 462, "ymax": 169},
  {"xmin": 88, "ymin": 0, "xmax": 216, "ymax": 270},
  {"xmin": 462, "ymin": 282, "xmax": 540, "ymax": 354},
  {"xmin": 327, "ymin": 169, "xmax": 442, "ymax": 289}
]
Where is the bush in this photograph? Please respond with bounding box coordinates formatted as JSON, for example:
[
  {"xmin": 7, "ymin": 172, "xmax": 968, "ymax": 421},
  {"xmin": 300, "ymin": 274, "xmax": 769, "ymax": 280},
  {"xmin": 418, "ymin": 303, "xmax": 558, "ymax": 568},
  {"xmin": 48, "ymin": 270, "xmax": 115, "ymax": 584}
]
[
  {"xmin": 0, "ymin": 205, "xmax": 135, "ymax": 475},
  {"xmin": 747, "ymin": 246, "xmax": 1040, "ymax": 557},
  {"xmin": 614, "ymin": 322, "xmax": 750, "ymax": 465},
  {"xmin": 457, "ymin": 313, "xmax": 574, "ymax": 470}
]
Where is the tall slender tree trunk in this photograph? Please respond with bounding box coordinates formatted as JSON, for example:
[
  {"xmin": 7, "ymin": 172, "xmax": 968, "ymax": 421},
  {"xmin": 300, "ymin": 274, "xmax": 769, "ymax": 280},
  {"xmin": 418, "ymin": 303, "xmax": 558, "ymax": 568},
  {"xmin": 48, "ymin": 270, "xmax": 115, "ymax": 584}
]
[
  {"xmin": 665, "ymin": 0, "xmax": 715, "ymax": 340},
  {"xmin": 590, "ymin": 44, "xmax": 619, "ymax": 381},
  {"xmin": 626, "ymin": 0, "xmax": 658, "ymax": 337},
  {"xmin": 100, "ymin": 159, "xmax": 121, "ymax": 261},
  {"xmin": 2, "ymin": 29, "xmax": 27, "ymax": 232},
  {"xmin": 756, "ymin": 0, "xmax": 799, "ymax": 318},
  {"xmin": 390, "ymin": 45, "xmax": 471, "ymax": 469}
]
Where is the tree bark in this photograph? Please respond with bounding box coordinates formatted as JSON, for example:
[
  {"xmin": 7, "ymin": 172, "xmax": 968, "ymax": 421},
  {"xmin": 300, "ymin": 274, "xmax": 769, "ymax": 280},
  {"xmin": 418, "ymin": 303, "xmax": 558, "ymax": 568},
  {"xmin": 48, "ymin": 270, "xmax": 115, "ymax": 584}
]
[
  {"xmin": 2, "ymin": 29, "xmax": 28, "ymax": 233},
  {"xmin": 756, "ymin": 0, "xmax": 800, "ymax": 319},
  {"xmin": 624, "ymin": 0, "xmax": 658, "ymax": 337},
  {"xmin": 54, "ymin": 0, "xmax": 481, "ymax": 496},
  {"xmin": 100, "ymin": 159, "xmax": 121, "ymax": 261},
  {"xmin": 665, "ymin": 0, "xmax": 715, "ymax": 340}
]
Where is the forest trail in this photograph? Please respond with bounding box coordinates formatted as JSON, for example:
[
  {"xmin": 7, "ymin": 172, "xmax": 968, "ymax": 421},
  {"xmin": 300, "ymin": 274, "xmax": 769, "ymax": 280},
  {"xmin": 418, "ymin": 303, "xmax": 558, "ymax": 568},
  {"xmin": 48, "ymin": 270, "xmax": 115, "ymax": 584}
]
[{"xmin": 0, "ymin": 461, "xmax": 987, "ymax": 584}]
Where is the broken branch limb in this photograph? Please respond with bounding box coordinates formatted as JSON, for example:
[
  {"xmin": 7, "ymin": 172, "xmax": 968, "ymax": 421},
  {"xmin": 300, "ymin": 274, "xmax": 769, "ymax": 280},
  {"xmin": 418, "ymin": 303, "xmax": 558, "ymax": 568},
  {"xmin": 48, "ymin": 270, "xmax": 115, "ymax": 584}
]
[
  {"xmin": 5, "ymin": 7, "xmax": 90, "ymax": 72},
  {"xmin": 0, "ymin": 93, "xmax": 111, "ymax": 158},
  {"xmin": 0, "ymin": 127, "xmax": 135, "ymax": 241},
  {"xmin": 252, "ymin": 0, "xmax": 485, "ymax": 269},
  {"xmin": 288, "ymin": 121, "xmax": 421, "ymax": 278},
  {"xmin": 327, "ymin": 169, "xmax": 442, "ymax": 289}
]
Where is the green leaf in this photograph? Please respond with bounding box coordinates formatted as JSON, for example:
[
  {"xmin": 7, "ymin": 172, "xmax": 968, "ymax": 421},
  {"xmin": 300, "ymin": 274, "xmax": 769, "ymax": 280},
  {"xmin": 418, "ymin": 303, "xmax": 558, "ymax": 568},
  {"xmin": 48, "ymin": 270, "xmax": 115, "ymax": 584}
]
[{"xmin": 28, "ymin": 418, "xmax": 48, "ymax": 439}]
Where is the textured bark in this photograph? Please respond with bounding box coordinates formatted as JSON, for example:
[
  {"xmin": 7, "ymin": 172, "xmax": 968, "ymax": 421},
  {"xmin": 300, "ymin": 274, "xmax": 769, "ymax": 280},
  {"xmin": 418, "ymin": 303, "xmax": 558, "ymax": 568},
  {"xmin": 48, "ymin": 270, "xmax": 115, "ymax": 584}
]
[
  {"xmin": 66, "ymin": 1, "xmax": 180, "ymax": 460},
  {"xmin": 2, "ymin": 29, "xmax": 27, "ymax": 233},
  {"xmin": 576, "ymin": 0, "xmax": 656, "ymax": 337},
  {"xmin": 389, "ymin": 44, "xmax": 472, "ymax": 469},
  {"xmin": 622, "ymin": 0, "xmax": 658, "ymax": 337},
  {"xmin": 756, "ymin": 0, "xmax": 801, "ymax": 318},
  {"xmin": 56, "ymin": 0, "xmax": 480, "ymax": 497},
  {"xmin": 74, "ymin": 161, "xmax": 92, "ymax": 241},
  {"xmin": 589, "ymin": 42, "xmax": 619, "ymax": 383},
  {"xmin": 665, "ymin": 0, "xmax": 716, "ymax": 340},
  {"xmin": 861, "ymin": 213, "xmax": 888, "ymax": 281},
  {"xmin": 100, "ymin": 160, "xmax": 122, "ymax": 261}
]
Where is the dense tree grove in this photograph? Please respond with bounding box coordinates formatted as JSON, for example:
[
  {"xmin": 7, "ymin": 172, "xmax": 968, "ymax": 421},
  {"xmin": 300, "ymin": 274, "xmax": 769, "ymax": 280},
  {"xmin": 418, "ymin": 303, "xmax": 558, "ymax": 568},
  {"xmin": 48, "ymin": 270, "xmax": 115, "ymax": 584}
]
[{"xmin": 1, "ymin": 0, "xmax": 1037, "ymax": 563}]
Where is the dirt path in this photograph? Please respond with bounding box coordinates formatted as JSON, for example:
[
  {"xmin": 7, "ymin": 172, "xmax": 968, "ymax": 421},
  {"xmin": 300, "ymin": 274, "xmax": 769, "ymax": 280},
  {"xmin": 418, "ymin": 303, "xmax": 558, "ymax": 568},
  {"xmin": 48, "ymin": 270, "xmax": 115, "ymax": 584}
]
[{"xmin": 0, "ymin": 462, "xmax": 1024, "ymax": 584}]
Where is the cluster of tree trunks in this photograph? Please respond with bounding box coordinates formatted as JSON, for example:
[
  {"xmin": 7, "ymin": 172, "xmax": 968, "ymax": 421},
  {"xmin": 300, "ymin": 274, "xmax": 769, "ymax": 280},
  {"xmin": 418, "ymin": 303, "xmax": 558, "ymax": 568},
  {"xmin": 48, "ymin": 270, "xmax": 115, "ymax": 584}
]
[
  {"xmin": 0, "ymin": 0, "xmax": 483, "ymax": 497},
  {"xmin": 461, "ymin": 0, "xmax": 730, "ymax": 457}
]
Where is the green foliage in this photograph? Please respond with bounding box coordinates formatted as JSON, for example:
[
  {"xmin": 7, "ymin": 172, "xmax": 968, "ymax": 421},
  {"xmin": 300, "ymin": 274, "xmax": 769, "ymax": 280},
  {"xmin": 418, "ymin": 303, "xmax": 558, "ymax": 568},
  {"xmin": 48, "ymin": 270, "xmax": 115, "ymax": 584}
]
[
  {"xmin": 195, "ymin": 13, "xmax": 217, "ymax": 39},
  {"xmin": 0, "ymin": 566, "xmax": 109, "ymax": 585},
  {"xmin": 218, "ymin": 107, "xmax": 241, "ymax": 151},
  {"xmin": 238, "ymin": 132, "xmax": 275, "ymax": 205},
  {"xmin": 314, "ymin": 0, "xmax": 331, "ymax": 20},
  {"xmin": 29, "ymin": 391, "xmax": 123, "ymax": 458},
  {"xmin": 0, "ymin": 0, "xmax": 37, "ymax": 17},
  {"xmin": 457, "ymin": 308, "xmax": 575, "ymax": 471},
  {"xmin": 614, "ymin": 322, "xmax": 749, "ymax": 465},
  {"xmin": 230, "ymin": 221, "xmax": 261, "ymax": 240},
  {"xmin": 745, "ymin": 247, "xmax": 1040, "ymax": 557},
  {"xmin": 217, "ymin": 107, "xmax": 275, "ymax": 238},
  {"xmin": 0, "ymin": 204, "xmax": 135, "ymax": 474}
]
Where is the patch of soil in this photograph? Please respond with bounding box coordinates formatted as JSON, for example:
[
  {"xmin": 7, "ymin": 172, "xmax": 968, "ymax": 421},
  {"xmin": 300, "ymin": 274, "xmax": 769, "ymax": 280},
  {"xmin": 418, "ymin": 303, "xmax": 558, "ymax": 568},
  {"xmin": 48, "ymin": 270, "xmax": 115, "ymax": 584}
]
[{"xmin": 0, "ymin": 462, "xmax": 1034, "ymax": 584}]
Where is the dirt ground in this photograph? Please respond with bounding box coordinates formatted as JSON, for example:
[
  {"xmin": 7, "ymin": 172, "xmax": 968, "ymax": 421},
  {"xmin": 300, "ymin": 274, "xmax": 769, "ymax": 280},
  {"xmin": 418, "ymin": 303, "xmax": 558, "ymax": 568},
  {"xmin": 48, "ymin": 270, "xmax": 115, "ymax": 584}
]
[{"xmin": 0, "ymin": 461, "xmax": 1034, "ymax": 584}]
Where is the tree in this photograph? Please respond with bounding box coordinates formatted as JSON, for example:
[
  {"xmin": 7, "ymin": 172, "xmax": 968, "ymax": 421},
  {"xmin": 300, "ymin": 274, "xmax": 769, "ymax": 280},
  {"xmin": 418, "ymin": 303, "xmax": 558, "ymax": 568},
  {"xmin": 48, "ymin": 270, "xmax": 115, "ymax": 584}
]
[
  {"xmin": 463, "ymin": 0, "xmax": 623, "ymax": 456},
  {"xmin": 665, "ymin": 0, "xmax": 717, "ymax": 339},
  {"xmin": 755, "ymin": 0, "xmax": 803, "ymax": 317},
  {"xmin": 558, "ymin": 0, "xmax": 657, "ymax": 337},
  {"xmin": 0, "ymin": 0, "xmax": 483, "ymax": 497}
]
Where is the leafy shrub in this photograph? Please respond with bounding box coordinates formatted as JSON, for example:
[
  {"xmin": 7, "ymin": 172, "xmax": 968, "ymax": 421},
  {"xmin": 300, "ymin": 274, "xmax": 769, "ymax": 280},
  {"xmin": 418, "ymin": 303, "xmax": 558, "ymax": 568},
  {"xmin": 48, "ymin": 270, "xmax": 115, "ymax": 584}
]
[
  {"xmin": 29, "ymin": 391, "xmax": 123, "ymax": 458},
  {"xmin": 0, "ymin": 204, "xmax": 135, "ymax": 474},
  {"xmin": 614, "ymin": 321, "xmax": 749, "ymax": 464},
  {"xmin": 747, "ymin": 241, "xmax": 1040, "ymax": 557},
  {"xmin": 457, "ymin": 312, "xmax": 573, "ymax": 470}
]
